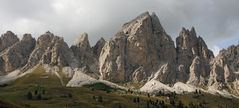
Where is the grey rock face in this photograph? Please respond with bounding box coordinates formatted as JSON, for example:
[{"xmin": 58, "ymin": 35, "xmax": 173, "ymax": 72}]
[
  {"xmin": 23, "ymin": 32, "xmax": 55, "ymax": 69},
  {"xmin": 153, "ymin": 63, "xmax": 177, "ymax": 84},
  {"xmin": 208, "ymin": 44, "xmax": 239, "ymax": 90},
  {"xmin": 187, "ymin": 56, "xmax": 207, "ymax": 85},
  {"xmin": 93, "ymin": 37, "xmax": 106, "ymax": 58},
  {"xmin": 176, "ymin": 27, "xmax": 214, "ymax": 83},
  {"xmin": 219, "ymin": 45, "xmax": 239, "ymax": 73},
  {"xmin": 41, "ymin": 36, "xmax": 78, "ymax": 67},
  {"xmin": 1, "ymin": 12, "xmax": 239, "ymax": 96},
  {"xmin": 0, "ymin": 33, "xmax": 36, "ymax": 73},
  {"xmin": 74, "ymin": 32, "xmax": 91, "ymax": 51},
  {"xmin": 0, "ymin": 31, "xmax": 19, "ymax": 52},
  {"xmin": 99, "ymin": 12, "xmax": 176, "ymax": 83},
  {"xmin": 132, "ymin": 66, "xmax": 146, "ymax": 83},
  {"xmin": 71, "ymin": 33, "xmax": 100, "ymax": 78},
  {"xmin": 24, "ymin": 32, "xmax": 78, "ymax": 70}
]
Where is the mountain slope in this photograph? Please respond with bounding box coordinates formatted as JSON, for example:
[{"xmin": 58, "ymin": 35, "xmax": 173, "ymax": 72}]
[
  {"xmin": 1, "ymin": 64, "xmax": 239, "ymax": 108},
  {"xmin": 0, "ymin": 11, "xmax": 239, "ymax": 99}
]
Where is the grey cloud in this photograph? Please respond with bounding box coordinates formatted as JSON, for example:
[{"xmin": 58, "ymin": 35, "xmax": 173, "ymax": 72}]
[{"xmin": 0, "ymin": 0, "xmax": 239, "ymax": 55}]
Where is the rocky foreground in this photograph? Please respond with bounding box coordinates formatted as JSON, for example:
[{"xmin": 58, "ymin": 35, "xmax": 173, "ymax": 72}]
[{"xmin": 0, "ymin": 12, "xmax": 239, "ymax": 97}]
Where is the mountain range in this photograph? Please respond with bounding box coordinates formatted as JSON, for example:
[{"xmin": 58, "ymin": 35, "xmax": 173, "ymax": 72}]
[{"xmin": 0, "ymin": 11, "xmax": 239, "ymax": 98}]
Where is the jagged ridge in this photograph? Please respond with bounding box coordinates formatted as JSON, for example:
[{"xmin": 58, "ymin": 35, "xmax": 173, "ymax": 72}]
[{"xmin": 0, "ymin": 11, "xmax": 239, "ymax": 97}]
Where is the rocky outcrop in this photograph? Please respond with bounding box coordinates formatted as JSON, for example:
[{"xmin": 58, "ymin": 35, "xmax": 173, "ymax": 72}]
[
  {"xmin": 218, "ymin": 45, "xmax": 239, "ymax": 73},
  {"xmin": 73, "ymin": 33, "xmax": 91, "ymax": 52},
  {"xmin": 0, "ymin": 31, "xmax": 19, "ymax": 52},
  {"xmin": 176, "ymin": 27, "xmax": 214, "ymax": 84},
  {"xmin": 23, "ymin": 31, "xmax": 55, "ymax": 69},
  {"xmin": 187, "ymin": 56, "xmax": 207, "ymax": 85},
  {"xmin": 152, "ymin": 63, "xmax": 177, "ymax": 84},
  {"xmin": 23, "ymin": 31, "xmax": 78, "ymax": 70},
  {"xmin": 0, "ymin": 33, "xmax": 36, "ymax": 74},
  {"xmin": 99, "ymin": 12, "xmax": 176, "ymax": 83},
  {"xmin": 93, "ymin": 37, "xmax": 106, "ymax": 58},
  {"xmin": 71, "ymin": 33, "xmax": 100, "ymax": 78},
  {"xmin": 208, "ymin": 44, "xmax": 239, "ymax": 90},
  {"xmin": 131, "ymin": 66, "xmax": 147, "ymax": 83},
  {"xmin": 41, "ymin": 36, "xmax": 78, "ymax": 67}
]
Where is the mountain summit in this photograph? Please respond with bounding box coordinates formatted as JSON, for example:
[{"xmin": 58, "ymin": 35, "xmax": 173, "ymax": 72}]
[{"xmin": 0, "ymin": 12, "xmax": 239, "ymax": 98}]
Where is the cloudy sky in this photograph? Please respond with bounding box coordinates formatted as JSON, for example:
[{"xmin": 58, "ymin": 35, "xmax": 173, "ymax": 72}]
[{"xmin": 0, "ymin": 0, "xmax": 239, "ymax": 55}]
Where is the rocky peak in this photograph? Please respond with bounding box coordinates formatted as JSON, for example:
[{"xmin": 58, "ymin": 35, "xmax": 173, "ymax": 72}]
[
  {"xmin": 122, "ymin": 12, "xmax": 149, "ymax": 35},
  {"xmin": 177, "ymin": 27, "xmax": 214, "ymax": 58},
  {"xmin": 52, "ymin": 36, "xmax": 64, "ymax": 42},
  {"xmin": 0, "ymin": 33, "xmax": 35, "ymax": 73},
  {"xmin": 176, "ymin": 27, "xmax": 214, "ymax": 83},
  {"xmin": 0, "ymin": 31, "xmax": 19, "ymax": 52},
  {"xmin": 71, "ymin": 32, "xmax": 92, "ymax": 57},
  {"xmin": 22, "ymin": 34, "xmax": 34, "ymax": 41},
  {"xmin": 208, "ymin": 44, "xmax": 239, "ymax": 89},
  {"xmin": 99, "ymin": 12, "xmax": 176, "ymax": 83},
  {"xmin": 70, "ymin": 33, "xmax": 100, "ymax": 77},
  {"xmin": 93, "ymin": 37, "xmax": 106, "ymax": 57},
  {"xmin": 36, "ymin": 31, "xmax": 54, "ymax": 48},
  {"xmin": 24, "ymin": 32, "xmax": 71, "ymax": 69},
  {"xmin": 41, "ymin": 35, "xmax": 78, "ymax": 67},
  {"xmin": 121, "ymin": 11, "xmax": 165, "ymax": 36},
  {"xmin": 1, "ymin": 12, "xmax": 239, "ymax": 96},
  {"xmin": 190, "ymin": 27, "xmax": 197, "ymax": 37},
  {"xmin": 150, "ymin": 12, "xmax": 165, "ymax": 33},
  {"xmin": 19, "ymin": 34, "xmax": 36, "ymax": 52},
  {"xmin": 74, "ymin": 33, "xmax": 91, "ymax": 51},
  {"xmin": 218, "ymin": 44, "xmax": 239, "ymax": 63},
  {"xmin": 177, "ymin": 27, "xmax": 197, "ymax": 49}
]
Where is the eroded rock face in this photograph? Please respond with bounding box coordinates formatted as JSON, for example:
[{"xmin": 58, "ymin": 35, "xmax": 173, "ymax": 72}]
[
  {"xmin": 208, "ymin": 45, "xmax": 239, "ymax": 90},
  {"xmin": 24, "ymin": 32, "xmax": 55, "ymax": 69},
  {"xmin": 71, "ymin": 33, "xmax": 100, "ymax": 78},
  {"xmin": 132, "ymin": 66, "xmax": 146, "ymax": 83},
  {"xmin": 187, "ymin": 56, "xmax": 207, "ymax": 85},
  {"xmin": 219, "ymin": 45, "xmax": 239, "ymax": 73},
  {"xmin": 93, "ymin": 37, "xmax": 106, "ymax": 58},
  {"xmin": 0, "ymin": 31, "xmax": 19, "ymax": 52},
  {"xmin": 153, "ymin": 63, "xmax": 177, "ymax": 84},
  {"xmin": 0, "ymin": 33, "xmax": 36, "ymax": 73},
  {"xmin": 41, "ymin": 36, "xmax": 78, "ymax": 68},
  {"xmin": 176, "ymin": 27, "xmax": 214, "ymax": 83},
  {"xmin": 1, "ymin": 12, "xmax": 239, "ymax": 96},
  {"xmin": 74, "ymin": 33, "xmax": 91, "ymax": 52},
  {"xmin": 24, "ymin": 32, "xmax": 78, "ymax": 70},
  {"xmin": 99, "ymin": 12, "xmax": 176, "ymax": 83}
]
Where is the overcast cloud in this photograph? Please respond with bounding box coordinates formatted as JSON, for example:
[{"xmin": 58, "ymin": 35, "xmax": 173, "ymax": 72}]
[{"xmin": 0, "ymin": 0, "xmax": 239, "ymax": 55}]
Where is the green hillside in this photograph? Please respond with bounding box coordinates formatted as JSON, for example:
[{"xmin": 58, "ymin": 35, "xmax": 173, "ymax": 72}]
[{"xmin": 0, "ymin": 66, "xmax": 239, "ymax": 108}]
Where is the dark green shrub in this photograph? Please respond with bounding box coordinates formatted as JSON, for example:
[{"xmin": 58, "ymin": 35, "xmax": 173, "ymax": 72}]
[{"xmin": 27, "ymin": 91, "xmax": 33, "ymax": 100}]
